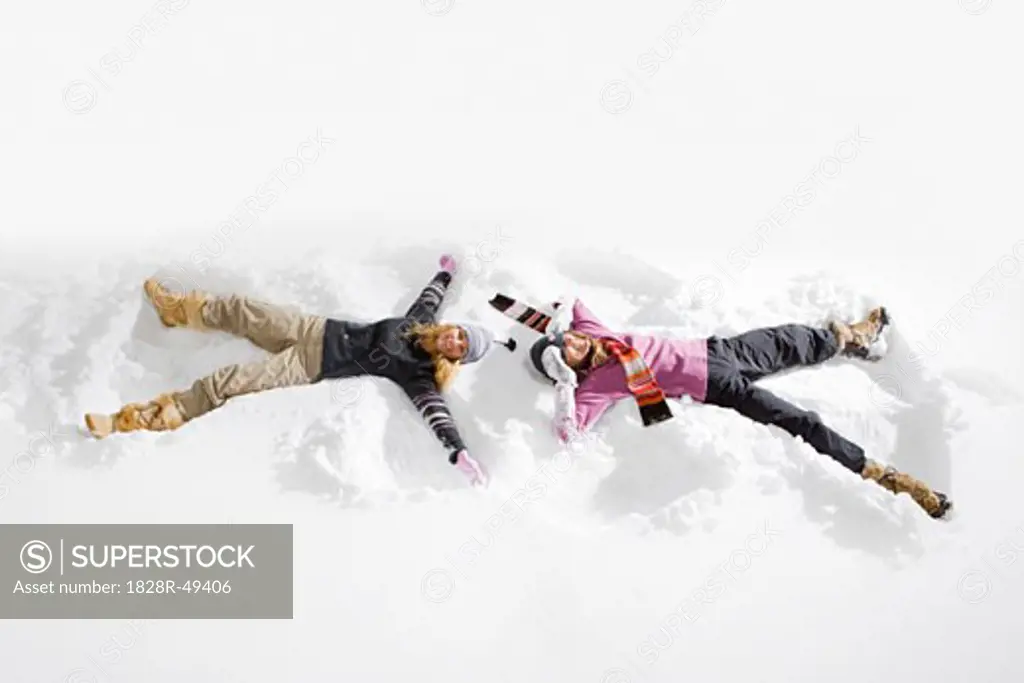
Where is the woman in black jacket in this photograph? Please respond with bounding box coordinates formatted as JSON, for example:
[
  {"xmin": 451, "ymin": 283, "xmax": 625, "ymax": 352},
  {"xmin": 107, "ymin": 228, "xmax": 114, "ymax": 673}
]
[{"xmin": 84, "ymin": 254, "xmax": 509, "ymax": 485}]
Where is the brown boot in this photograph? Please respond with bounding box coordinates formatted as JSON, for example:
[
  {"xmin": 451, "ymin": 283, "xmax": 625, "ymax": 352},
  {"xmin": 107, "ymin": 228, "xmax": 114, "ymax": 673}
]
[
  {"xmin": 861, "ymin": 459, "xmax": 952, "ymax": 519},
  {"xmin": 143, "ymin": 278, "xmax": 208, "ymax": 329},
  {"xmin": 829, "ymin": 306, "xmax": 890, "ymax": 361},
  {"xmin": 85, "ymin": 393, "xmax": 187, "ymax": 439}
]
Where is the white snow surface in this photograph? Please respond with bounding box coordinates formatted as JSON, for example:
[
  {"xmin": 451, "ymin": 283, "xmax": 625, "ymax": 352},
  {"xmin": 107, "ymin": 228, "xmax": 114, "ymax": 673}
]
[
  {"xmin": 3, "ymin": 0, "xmax": 1024, "ymax": 681},
  {"xmin": 2, "ymin": 237, "xmax": 1023, "ymax": 683}
]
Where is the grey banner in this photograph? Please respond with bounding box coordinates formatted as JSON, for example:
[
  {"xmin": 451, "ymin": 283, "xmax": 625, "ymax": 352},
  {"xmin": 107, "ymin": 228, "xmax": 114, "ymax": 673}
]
[{"xmin": 0, "ymin": 524, "xmax": 292, "ymax": 619}]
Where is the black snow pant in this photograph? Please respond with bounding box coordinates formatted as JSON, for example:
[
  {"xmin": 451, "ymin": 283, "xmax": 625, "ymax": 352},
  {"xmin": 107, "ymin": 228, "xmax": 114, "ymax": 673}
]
[{"xmin": 703, "ymin": 324, "xmax": 867, "ymax": 474}]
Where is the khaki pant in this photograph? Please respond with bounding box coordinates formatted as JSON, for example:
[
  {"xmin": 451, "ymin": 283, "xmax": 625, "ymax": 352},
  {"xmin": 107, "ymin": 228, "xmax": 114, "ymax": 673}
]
[{"xmin": 173, "ymin": 295, "xmax": 326, "ymax": 420}]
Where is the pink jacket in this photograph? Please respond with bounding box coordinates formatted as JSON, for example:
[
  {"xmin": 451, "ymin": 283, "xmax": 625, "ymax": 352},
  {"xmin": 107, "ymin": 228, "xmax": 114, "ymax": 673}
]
[{"xmin": 567, "ymin": 299, "xmax": 709, "ymax": 433}]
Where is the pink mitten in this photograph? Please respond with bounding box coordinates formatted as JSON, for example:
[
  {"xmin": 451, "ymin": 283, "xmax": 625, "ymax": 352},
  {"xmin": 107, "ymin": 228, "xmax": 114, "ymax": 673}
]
[
  {"xmin": 555, "ymin": 417, "xmax": 578, "ymax": 444},
  {"xmin": 439, "ymin": 254, "xmax": 457, "ymax": 274},
  {"xmin": 453, "ymin": 449, "xmax": 487, "ymax": 487}
]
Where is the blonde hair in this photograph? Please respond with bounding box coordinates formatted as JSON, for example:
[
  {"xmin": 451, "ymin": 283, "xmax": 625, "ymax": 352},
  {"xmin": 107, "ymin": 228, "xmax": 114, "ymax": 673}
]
[
  {"xmin": 406, "ymin": 322, "xmax": 462, "ymax": 392},
  {"xmin": 566, "ymin": 331, "xmax": 610, "ymax": 373}
]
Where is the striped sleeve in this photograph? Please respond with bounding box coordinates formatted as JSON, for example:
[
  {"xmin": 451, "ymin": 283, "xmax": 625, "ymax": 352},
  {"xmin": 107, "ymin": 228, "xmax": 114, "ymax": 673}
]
[
  {"xmin": 404, "ymin": 271, "xmax": 453, "ymax": 323},
  {"xmin": 402, "ymin": 377, "xmax": 467, "ymax": 462}
]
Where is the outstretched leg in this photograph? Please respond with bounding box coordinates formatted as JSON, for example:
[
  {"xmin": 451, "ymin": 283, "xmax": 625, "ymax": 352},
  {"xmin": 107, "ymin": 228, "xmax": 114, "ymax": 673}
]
[
  {"xmin": 712, "ymin": 324, "xmax": 840, "ymax": 383},
  {"xmin": 144, "ymin": 278, "xmax": 323, "ymax": 354},
  {"xmin": 173, "ymin": 341, "xmax": 320, "ymax": 419},
  {"xmin": 85, "ymin": 316, "xmax": 326, "ymax": 437},
  {"xmin": 706, "ymin": 371, "xmax": 865, "ymax": 471},
  {"xmin": 704, "ymin": 370, "xmax": 950, "ymax": 518},
  {"xmin": 201, "ymin": 295, "xmax": 320, "ymax": 354},
  {"xmin": 712, "ymin": 307, "xmax": 890, "ymax": 382}
]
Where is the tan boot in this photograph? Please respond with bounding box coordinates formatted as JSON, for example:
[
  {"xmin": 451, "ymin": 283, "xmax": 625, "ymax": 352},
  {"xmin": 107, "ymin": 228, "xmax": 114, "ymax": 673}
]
[
  {"xmin": 85, "ymin": 393, "xmax": 187, "ymax": 439},
  {"xmin": 143, "ymin": 278, "xmax": 208, "ymax": 329},
  {"xmin": 830, "ymin": 306, "xmax": 889, "ymax": 361},
  {"xmin": 861, "ymin": 459, "xmax": 952, "ymax": 519}
]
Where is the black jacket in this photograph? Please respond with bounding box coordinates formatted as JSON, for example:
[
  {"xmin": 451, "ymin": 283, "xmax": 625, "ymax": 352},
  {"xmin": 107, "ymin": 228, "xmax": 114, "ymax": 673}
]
[{"xmin": 319, "ymin": 270, "xmax": 467, "ymax": 461}]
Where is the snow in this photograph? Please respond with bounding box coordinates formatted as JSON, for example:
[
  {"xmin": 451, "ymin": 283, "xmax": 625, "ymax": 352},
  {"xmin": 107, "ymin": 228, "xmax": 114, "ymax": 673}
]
[{"xmin": 3, "ymin": 0, "xmax": 1024, "ymax": 681}]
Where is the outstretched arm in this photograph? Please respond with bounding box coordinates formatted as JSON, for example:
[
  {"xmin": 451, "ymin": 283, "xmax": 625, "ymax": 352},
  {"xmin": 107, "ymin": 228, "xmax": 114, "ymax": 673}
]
[
  {"xmin": 402, "ymin": 377, "xmax": 487, "ymax": 485},
  {"xmin": 402, "ymin": 377, "xmax": 468, "ymax": 462},
  {"xmin": 404, "ymin": 254, "xmax": 457, "ymax": 323},
  {"xmin": 574, "ymin": 384, "xmax": 616, "ymax": 436},
  {"xmin": 569, "ymin": 299, "xmax": 616, "ymax": 339},
  {"xmin": 541, "ymin": 344, "xmax": 579, "ymax": 442}
]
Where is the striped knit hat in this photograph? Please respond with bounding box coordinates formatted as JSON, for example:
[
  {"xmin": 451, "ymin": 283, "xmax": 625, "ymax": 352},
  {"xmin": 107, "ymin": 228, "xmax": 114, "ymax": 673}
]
[{"xmin": 457, "ymin": 323, "xmax": 516, "ymax": 364}]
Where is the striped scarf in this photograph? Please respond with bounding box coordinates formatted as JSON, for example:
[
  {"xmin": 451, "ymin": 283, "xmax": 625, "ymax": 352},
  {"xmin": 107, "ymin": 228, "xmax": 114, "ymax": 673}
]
[
  {"xmin": 489, "ymin": 292, "xmax": 673, "ymax": 427},
  {"xmin": 602, "ymin": 338, "xmax": 674, "ymax": 426},
  {"xmin": 488, "ymin": 293, "xmax": 554, "ymax": 334}
]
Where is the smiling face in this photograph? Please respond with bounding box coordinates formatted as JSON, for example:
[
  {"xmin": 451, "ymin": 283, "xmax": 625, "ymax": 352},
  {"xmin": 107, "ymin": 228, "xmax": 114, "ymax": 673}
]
[
  {"xmin": 561, "ymin": 331, "xmax": 592, "ymax": 369},
  {"xmin": 437, "ymin": 326, "xmax": 468, "ymax": 361}
]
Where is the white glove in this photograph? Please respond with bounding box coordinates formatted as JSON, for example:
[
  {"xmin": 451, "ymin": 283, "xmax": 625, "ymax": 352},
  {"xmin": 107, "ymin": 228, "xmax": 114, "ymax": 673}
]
[
  {"xmin": 546, "ymin": 297, "xmax": 574, "ymax": 336},
  {"xmin": 554, "ymin": 414, "xmax": 581, "ymax": 444},
  {"xmin": 541, "ymin": 345, "xmax": 577, "ymax": 386},
  {"xmin": 542, "ymin": 345, "xmax": 579, "ymax": 443}
]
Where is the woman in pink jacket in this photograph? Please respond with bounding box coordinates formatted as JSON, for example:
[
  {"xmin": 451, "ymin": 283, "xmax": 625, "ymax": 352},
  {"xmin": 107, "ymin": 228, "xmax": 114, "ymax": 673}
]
[{"xmin": 490, "ymin": 294, "xmax": 951, "ymax": 519}]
